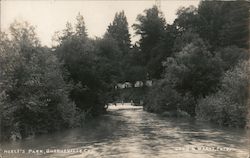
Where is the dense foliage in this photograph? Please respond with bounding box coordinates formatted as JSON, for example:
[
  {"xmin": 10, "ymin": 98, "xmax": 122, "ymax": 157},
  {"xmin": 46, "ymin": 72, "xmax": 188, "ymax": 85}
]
[
  {"xmin": 143, "ymin": 1, "xmax": 249, "ymax": 127},
  {"xmin": 196, "ymin": 62, "xmax": 249, "ymax": 128},
  {"xmin": 55, "ymin": 15, "xmax": 106, "ymax": 116},
  {"xmin": 0, "ymin": 21, "xmax": 77, "ymax": 141},
  {"xmin": 0, "ymin": 1, "xmax": 249, "ymax": 141}
]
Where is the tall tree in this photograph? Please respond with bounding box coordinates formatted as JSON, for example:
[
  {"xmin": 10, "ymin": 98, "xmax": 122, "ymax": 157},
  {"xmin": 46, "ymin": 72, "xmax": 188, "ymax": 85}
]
[
  {"xmin": 55, "ymin": 15, "xmax": 108, "ymax": 116},
  {"xmin": 106, "ymin": 11, "xmax": 131, "ymax": 53},
  {"xmin": 133, "ymin": 6, "xmax": 166, "ymax": 64},
  {"xmin": 75, "ymin": 13, "xmax": 88, "ymax": 37},
  {"xmin": 174, "ymin": 1, "xmax": 250, "ymax": 50},
  {"xmin": 133, "ymin": 6, "xmax": 167, "ymax": 79}
]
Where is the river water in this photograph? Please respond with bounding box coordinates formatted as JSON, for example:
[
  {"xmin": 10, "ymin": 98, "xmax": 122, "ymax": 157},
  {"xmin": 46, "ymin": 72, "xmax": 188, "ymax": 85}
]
[{"xmin": 1, "ymin": 104, "xmax": 249, "ymax": 158}]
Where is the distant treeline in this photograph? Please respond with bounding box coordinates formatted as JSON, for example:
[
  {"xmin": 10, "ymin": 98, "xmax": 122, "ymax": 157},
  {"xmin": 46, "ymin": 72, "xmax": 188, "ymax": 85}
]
[{"xmin": 0, "ymin": 0, "xmax": 249, "ymax": 141}]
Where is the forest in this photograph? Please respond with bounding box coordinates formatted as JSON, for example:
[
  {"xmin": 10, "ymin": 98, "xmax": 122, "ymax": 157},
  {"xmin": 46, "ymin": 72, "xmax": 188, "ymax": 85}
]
[{"xmin": 0, "ymin": 1, "xmax": 249, "ymax": 141}]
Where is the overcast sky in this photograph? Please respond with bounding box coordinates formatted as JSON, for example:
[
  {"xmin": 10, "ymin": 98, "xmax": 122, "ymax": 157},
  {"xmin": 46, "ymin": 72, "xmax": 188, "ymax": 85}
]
[{"xmin": 1, "ymin": 0, "xmax": 200, "ymax": 47}]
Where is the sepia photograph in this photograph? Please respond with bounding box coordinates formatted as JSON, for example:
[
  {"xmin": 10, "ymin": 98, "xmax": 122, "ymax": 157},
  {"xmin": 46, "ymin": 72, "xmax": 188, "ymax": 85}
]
[{"xmin": 0, "ymin": 0, "xmax": 249, "ymax": 157}]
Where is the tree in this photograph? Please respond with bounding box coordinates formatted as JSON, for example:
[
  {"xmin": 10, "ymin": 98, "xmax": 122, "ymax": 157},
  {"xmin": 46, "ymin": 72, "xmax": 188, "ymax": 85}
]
[
  {"xmin": 75, "ymin": 13, "xmax": 88, "ymax": 37},
  {"xmin": 215, "ymin": 46, "xmax": 249, "ymax": 71},
  {"xmin": 55, "ymin": 14, "xmax": 112, "ymax": 116},
  {"xmin": 196, "ymin": 61, "xmax": 249, "ymax": 127},
  {"xmin": 0, "ymin": 21, "xmax": 77, "ymax": 140},
  {"xmin": 174, "ymin": 5, "xmax": 199, "ymax": 33},
  {"xmin": 198, "ymin": 1, "xmax": 250, "ymax": 49},
  {"xmin": 146, "ymin": 37, "xmax": 223, "ymax": 116},
  {"xmin": 217, "ymin": 1, "xmax": 249, "ymax": 49},
  {"xmin": 94, "ymin": 36, "xmax": 122, "ymax": 83},
  {"xmin": 172, "ymin": 28, "xmax": 201, "ymax": 52},
  {"xmin": 133, "ymin": 6, "xmax": 167, "ymax": 79},
  {"xmin": 133, "ymin": 6, "xmax": 166, "ymax": 54},
  {"xmin": 170, "ymin": 38, "xmax": 223, "ymax": 98},
  {"xmin": 145, "ymin": 23, "xmax": 179, "ymax": 79},
  {"xmin": 144, "ymin": 79, "xmax": 185, "ymax": 113},
  {"xmin": 9, "ymin": 20, "xmax": 40, "ymax": 47},
  {"xmin": 0, "ymin": 32, "xmax": 17, "ymax": 140},
  {"xmin": 174, "ymin": 1, "xmax": 250, "ymax": 50},
  {"xmin": 115, "ymin": 45, "xmax": 147, "ymax": 86},
  {"xmin": 106, "ymin": 11, "xmax": 131, "ymax": 53}
]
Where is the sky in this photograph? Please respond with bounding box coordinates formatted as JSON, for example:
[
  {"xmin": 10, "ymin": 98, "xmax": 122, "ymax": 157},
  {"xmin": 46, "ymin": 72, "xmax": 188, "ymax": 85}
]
[{"xmin": 1, "ymin": 0, "xmax": 200, "ymax": 47}]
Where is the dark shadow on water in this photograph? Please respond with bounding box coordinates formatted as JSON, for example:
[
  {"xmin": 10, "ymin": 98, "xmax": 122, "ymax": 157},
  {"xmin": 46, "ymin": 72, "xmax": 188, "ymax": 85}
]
[{"xmin": 1, "ymin": 108, "xmax": 248, "ymax": 158}]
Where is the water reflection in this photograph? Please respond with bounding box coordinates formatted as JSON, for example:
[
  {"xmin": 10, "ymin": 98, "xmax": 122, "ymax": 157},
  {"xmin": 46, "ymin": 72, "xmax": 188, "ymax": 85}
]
[{"xmin": 1, "ymin": 104, "xmax": 249, "ymax": 158}]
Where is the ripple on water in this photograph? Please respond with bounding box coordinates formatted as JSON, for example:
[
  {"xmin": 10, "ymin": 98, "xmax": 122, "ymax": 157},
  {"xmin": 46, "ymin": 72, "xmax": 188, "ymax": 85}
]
[{"xmin": 1, "ymin": 105, "xmax": 249, "ymax": 158}]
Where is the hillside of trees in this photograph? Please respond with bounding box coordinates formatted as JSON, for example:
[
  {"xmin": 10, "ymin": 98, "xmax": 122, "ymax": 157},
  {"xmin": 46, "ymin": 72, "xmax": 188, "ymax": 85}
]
[{"xmin": 0, "ymin": 0, "xmax": 249, "ymax": 141}]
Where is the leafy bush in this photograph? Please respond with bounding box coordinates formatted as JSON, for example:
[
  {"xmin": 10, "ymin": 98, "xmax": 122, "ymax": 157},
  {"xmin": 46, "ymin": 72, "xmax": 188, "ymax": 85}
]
[
  {"xmin": 196, "ymin": 61, "xmax": 249, "ymax": 128},
  {"xmin": 144, "ymin": 79, "xmax": 184, "ymax": 113}
]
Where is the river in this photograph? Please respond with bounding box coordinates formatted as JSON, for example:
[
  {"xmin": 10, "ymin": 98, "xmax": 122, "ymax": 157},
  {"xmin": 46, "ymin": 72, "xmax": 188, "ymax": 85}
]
[{"xmin": 0, "ymin": 103, "xmax": 249, "ymax": 158}]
